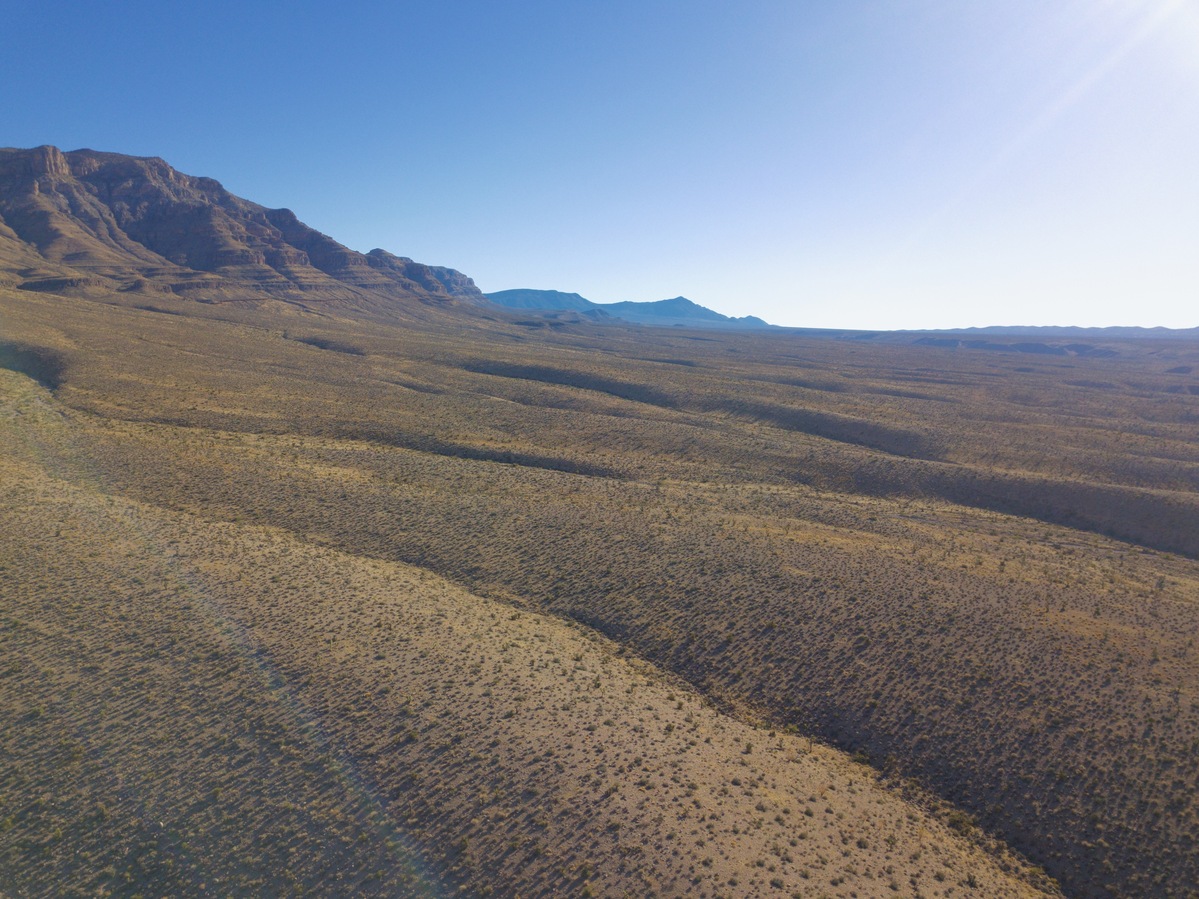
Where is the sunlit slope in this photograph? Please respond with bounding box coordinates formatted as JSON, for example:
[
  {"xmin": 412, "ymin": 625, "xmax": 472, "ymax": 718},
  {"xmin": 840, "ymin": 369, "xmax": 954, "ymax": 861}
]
[
  {"xmin": 3, "ymin": 285, "xmax": 1198, "ymax": 897},
  {"xmin": 0, "ymin": 376, "xmax": 441, "ymax": 896},
  {"xmin": 0, "ymin": 368, "xmax": 1055, "ymax": 898}
]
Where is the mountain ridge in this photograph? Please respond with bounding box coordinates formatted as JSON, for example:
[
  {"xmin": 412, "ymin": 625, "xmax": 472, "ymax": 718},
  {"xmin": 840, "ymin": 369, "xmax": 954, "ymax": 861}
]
[
  {"xmin": 0, "ymin": 145, "xmax": 484, "ymax": 312},
  {"xmin": 4, "ymin": 147, "xmax": 1191, "ymax": 336}
]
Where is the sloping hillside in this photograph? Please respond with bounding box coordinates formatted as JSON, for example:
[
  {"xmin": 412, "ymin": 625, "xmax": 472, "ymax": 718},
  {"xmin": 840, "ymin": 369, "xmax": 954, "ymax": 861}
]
[
  {"xmin": 2, "ymin": 282, "xmax": 1196, "ymax": 896},
  {"xmin": 0, "ymin": 361, "xmax": 1054, "ymax": 897}
]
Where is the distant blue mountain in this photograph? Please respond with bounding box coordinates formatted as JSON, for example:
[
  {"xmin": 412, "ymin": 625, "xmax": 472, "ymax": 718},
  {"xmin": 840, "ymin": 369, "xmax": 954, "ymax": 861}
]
[
  {"xmin": 484, "ymin": 289, "xmax": 597, "ymax": 312},
  {"xmin": 485, "ymin": 289, "xmax": 774, "ymax": 330}
]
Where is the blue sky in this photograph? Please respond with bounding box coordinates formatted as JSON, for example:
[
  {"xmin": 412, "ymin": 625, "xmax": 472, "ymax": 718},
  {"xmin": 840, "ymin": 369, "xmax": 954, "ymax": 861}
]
[{"xmin": 3, "ymin": 1, "xmax": 1196, "ymax": 328}]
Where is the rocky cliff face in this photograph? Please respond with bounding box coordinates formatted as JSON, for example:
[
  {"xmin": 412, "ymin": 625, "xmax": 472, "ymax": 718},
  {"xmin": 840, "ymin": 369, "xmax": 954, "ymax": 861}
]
[{"xmin": 0, "ymin": 146, "xmax": 484, "ymax": 309}]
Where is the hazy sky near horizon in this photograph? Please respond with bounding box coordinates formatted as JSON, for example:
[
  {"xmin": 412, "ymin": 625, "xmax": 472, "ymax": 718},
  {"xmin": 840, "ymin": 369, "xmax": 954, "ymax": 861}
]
[{"xmin": 4, "ymin": 0, "xmax": 1197, "ymax": 329}]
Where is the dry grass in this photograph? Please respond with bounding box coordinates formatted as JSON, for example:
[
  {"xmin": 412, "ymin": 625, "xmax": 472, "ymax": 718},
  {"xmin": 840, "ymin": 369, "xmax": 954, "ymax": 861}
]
[
  {"xmin": 2, "ymin": 285, "xmax": 1197, "ymax": 896},
  {"xmin": 0, "ymin": 370, "xmax": 1053, "ymax": 898}
]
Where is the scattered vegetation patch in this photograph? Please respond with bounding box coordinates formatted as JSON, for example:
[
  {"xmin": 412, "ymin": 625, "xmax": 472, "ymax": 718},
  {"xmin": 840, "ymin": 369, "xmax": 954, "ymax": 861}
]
[
  {"xmin": 0, "ymin": 342, "xmax": 66, "ymax": 390},
  {"xmin": 292, "ymin": 336, "xmax": 367, "ymax": 355}
]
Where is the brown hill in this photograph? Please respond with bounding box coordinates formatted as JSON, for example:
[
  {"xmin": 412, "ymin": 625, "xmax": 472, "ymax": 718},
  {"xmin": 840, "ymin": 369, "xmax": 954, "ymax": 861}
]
[{"xmin": 0, "ymin": 145, "xmax": 483, "ymax": 310}]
